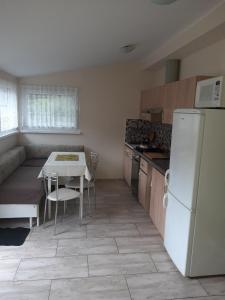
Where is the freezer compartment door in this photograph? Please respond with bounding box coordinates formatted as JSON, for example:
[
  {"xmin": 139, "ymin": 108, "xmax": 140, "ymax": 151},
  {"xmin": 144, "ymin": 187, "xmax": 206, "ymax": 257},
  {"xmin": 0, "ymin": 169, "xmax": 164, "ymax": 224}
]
[
  {"xmin": 169, "ymin": 111, "xmax": 204, "ymax": 210},
  {"xmin": 164, "ymin": 192, "xmax": 195, "ymax": 276}
]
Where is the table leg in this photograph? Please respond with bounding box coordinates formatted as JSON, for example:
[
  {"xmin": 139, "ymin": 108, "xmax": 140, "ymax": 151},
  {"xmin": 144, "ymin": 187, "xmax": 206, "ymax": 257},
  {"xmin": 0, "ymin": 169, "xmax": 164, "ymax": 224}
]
[
  {"xmin": 79, "ymin": 175, "xmax": 84, "ymax": 224},
  {"xmin": 29, "ymin": 217, "xmax": 32, "ymax": 229},
  {"xmin": 48, "ymin": 201, "xmax": 51, "ymax": 219},
  {"xmin": 48, "ymin": 178, "xmax": 52, "ymax": 219}
]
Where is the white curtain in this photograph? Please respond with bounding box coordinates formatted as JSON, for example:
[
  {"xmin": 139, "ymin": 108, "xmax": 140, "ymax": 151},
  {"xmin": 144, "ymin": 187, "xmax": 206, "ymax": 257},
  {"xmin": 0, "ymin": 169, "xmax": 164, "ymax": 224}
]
[
  {"xmin": 0, "ymin": 79, "xmax": 18, "ymax": 135},
  {"xmin": 20, "ymin": 85, "xmax": 79, "ymax": 132}
]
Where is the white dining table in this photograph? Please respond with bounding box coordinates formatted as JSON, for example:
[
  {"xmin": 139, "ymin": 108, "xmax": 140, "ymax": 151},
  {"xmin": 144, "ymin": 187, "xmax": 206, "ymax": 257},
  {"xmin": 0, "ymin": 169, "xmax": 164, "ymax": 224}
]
[{"xmin": 38, "ymin": 151, "xmax": 91, "ymax": 222}]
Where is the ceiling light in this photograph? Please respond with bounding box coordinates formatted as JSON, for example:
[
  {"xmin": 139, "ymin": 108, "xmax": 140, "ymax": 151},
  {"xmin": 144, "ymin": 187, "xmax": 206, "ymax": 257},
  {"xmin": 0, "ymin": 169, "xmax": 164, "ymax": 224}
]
[
  {"xmin": 151, "ymin": 0, "xmax": 177, "ymax": 5},
  {"xmin": 121, "ymin": 44, "xmax": 137, "ymax": 54}
]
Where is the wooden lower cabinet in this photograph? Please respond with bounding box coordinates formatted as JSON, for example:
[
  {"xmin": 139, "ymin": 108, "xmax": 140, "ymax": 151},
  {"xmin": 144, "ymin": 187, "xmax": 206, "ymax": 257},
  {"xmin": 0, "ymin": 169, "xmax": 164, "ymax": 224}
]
[
  {"xmin": 149, "ymin": 168, "xmax": 166, "ymax": 238},
  {"xmin": 138, "ymin": 163, "xmax": 152, "ymax": 212},
  {"xmin": 123, "ymin": 146, "xmax": 132, "ymax": 186}
]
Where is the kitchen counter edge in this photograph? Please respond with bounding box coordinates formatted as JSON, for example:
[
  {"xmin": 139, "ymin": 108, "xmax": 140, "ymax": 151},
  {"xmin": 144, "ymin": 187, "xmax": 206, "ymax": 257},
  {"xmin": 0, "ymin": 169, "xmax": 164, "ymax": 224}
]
[{"xmin": 125, "ymin": 143, "xmax": 169, "ymax": 176}]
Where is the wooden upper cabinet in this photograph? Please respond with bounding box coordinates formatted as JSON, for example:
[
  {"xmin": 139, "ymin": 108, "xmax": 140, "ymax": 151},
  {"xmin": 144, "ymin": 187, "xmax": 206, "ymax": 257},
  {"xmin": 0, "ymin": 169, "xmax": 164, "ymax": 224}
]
[
  {"xmin": 141, "ymin": 86, "xmax": 165, "ymax": 112},
  {"xmin": 176, "ymin": 76, "xmax": 209, "ymax": 109},
  {"xmin": 163, "ymin": 81, "xmax": 178, "ymax": 124},
  {"xmin": 140, "ymin": 75, "xmax": 209, "ymax": 124},
  {"xmin": 176, "ymin": 77, "xmax": 197, "ymax": 108}
]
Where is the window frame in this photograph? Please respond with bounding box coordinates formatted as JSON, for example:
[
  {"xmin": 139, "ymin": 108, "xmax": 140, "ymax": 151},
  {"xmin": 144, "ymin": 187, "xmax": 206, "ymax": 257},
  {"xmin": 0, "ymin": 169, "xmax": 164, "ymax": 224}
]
[
  {"xmin": 0, "ymin": 79, "xmax": 18, "ymax": 138},
  {"xmin": 19, "ymin": 84, "xmax": 80, "ymax": 134}
]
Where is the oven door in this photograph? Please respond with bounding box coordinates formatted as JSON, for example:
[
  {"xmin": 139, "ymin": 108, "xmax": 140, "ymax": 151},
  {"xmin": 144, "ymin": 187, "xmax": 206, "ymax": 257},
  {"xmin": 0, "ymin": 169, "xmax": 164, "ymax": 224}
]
[{"xmin": 131, "ymin": 154, "xmax": 140, "ymax": 197}]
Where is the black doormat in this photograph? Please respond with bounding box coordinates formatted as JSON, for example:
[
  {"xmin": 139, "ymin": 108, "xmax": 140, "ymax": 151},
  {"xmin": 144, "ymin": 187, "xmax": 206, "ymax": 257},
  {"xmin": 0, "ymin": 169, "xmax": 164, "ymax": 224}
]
[{"xmin": 0, "ymin": 227, "xmax": 30, "ymax": 246}]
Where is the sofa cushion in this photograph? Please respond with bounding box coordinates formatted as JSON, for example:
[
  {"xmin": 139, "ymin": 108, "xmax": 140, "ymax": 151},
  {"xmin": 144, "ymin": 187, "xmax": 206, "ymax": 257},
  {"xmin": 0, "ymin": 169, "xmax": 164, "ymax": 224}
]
[
  {"xmin": 0, "ymin": 146, "xmax": 26, "ymax": 185},
  {"xmin": 22, "ymin": 158, "xmax": 47, "ymax": 167},
  {"xmin": 25, "ymin": 144, "xmax": 84, "ymax": 159},
  {"xmin": 0, "ymin": 166, "xmax": 44, "ymax": 204}
]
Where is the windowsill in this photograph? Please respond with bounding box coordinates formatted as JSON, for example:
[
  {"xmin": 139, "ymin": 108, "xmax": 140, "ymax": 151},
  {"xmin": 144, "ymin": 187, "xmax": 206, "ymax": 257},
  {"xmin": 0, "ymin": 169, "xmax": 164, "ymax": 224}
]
[
  {"xmin": 0, "ymin": 130, "xmax": 19, "ymax": 141},
  {"xmin": 20, "ymin": 129, "xmax": 82, "ymax": 135}
]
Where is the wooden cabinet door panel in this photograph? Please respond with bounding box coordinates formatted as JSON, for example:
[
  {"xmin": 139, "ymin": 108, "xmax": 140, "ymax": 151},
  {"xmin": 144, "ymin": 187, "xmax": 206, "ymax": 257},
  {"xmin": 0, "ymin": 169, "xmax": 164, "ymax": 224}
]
[
  {"xmin": 149, "ymin": 168, "xmax": 166, "ymax": 238},
  {"xmin": 176, "ymin": 78, "xmax": 196, "ymax": 108},
  {"xmin": 138, "ymin": 164, "xmax": 152, "ymax": 213},
  {"xmin": 138, "ymin": 169, "xmax": 147, "ymax": 209},
  {"xmin": 141, "ymin": 76, "xmax": 210, "ymax": 120}
]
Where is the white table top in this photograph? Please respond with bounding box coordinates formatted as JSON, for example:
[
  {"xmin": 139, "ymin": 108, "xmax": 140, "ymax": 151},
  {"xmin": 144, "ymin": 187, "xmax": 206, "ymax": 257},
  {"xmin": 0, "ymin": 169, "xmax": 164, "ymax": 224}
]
[{"xmin": 38, "ymin": 152, "xmax": 91, "ymax": 180}]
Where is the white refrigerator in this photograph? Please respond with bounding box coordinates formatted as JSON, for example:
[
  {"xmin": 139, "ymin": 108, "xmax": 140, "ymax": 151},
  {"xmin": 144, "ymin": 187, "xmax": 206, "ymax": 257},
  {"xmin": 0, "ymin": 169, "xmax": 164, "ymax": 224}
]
[{"xmin": 164, "ymin": 108, "xmax": 225, "ymax": 277}]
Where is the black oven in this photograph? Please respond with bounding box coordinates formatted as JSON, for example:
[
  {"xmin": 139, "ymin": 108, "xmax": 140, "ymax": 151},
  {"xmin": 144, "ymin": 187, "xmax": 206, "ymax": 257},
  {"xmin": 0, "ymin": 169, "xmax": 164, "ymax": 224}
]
[{"xmin": 131, "ymin": 153, "xmax": 140, "ymax": 197}]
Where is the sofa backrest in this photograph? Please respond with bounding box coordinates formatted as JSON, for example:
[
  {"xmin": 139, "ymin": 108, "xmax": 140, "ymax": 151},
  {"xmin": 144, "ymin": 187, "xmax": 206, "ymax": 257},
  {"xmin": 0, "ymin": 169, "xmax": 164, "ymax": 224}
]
[
  {"xmin": 25, "ymin": 144, "xmax": 85, "ymax": 159},
  {"xmin": 0, "ymin": 146, "xmax": 26, "ymax": 185}
]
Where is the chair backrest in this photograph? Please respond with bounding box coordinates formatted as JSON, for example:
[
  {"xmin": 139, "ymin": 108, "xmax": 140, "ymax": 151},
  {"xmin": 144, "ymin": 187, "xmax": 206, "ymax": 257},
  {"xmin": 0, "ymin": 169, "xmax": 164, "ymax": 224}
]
[
  {"xmin": 42, "ymin": 169, "xmax": 59, "ymax": 200},
  {"xmin": 90, "ymin": 152, "xmax": 99, "ymax": 181}
]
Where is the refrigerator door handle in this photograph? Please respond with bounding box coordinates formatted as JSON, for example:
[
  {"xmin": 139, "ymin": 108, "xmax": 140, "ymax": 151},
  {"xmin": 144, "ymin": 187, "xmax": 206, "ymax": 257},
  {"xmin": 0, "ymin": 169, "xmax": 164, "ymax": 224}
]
[
  {"xmin": 163, "ymin": 193, "xmax": 168, "ymax": 208},
  {"xmin": 165, "ymin": 169, "xmax": 170, "ymax": 186}
]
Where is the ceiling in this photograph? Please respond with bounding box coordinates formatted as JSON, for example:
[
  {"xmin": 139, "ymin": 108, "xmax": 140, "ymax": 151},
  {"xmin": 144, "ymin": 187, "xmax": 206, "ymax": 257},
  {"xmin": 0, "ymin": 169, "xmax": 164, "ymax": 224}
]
[{"xmin": 0, "ymin": 0, "xmax": 222, "ymax": 77}]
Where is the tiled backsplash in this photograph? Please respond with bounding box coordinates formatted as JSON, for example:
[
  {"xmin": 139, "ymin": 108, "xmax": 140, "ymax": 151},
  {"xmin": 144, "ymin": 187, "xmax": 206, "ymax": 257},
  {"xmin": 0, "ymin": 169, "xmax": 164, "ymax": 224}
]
[{"xmin": 125, "ymin": 119, "xmax": 172, "ymax": 151}]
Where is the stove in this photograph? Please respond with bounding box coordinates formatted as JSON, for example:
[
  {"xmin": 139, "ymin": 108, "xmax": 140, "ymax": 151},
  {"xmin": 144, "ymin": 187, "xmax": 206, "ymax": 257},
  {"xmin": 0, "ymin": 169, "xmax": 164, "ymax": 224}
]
[{"xmin": 134, "ymin": 145, "xmax": 163, "ymax": 153}]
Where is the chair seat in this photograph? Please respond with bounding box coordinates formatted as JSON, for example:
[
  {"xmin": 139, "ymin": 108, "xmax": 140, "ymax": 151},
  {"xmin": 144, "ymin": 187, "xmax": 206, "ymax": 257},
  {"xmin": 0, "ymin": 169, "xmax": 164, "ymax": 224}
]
[
  {"xmin": 47, "ymin": 188, "xmax": 80, "ymax": 201},
  {"xmin": 65, "ymin": 178, "xmax": 94, "ymax": 189}
]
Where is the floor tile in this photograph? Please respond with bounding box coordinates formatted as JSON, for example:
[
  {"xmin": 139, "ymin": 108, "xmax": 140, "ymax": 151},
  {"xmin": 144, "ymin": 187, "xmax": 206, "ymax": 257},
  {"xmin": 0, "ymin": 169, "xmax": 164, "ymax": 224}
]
[
  {"xmin": 85, "ymin": 214, "xmax": 110, "ymax": 225},
  {"xmin": 57, "ymin": 238, "xmax": 118, "ymax": 256},
  {"xmin": 0, "ymin": 280, "xmax": 50, "ymax": 300},
  {"xmin": 149, "ymin": 251, "xmax": 171, "ymax": 262},
  {"xmin": 199, "ymin": 276, "xmax": 225, "ymax": 295},
  {"xmin": 87, "ymin": 224, "xmax": 139, "ymax": 238},
  {"xmin": 109, "ymin": 214, "xmax": 150, "ymax": 224},
  {"xmin": 30, "ymin": 223, "xmax": 86, "ymax": 240},
  {"xmin": 0, "ymin": 179, "xmax": 222, "ymax": 300},
  {"xmin": 175, "ymin": 297, "xmax": 225, "ymax": 300},
  {"xmin": 0, "ymin": 259, "xmax": 20, "ymax": 281},
  {"xmin": 116, "ymin": 236, "xmax": 163, "ymax": 253},
  {"xmin": 154, "ymin": 261, "xmax": 177, "ymax": 272},
  {"xmin": 0, "ymin": 240, "xmax": 57, "ymax": 259},
  {"xmin": 88, "ymin": 253, "xmax": 156, "ymax": 276},
  {"xmin": 49, "ymin": 276, "xmax": 131, "ymax": 300},
  {"xmin": 15, "ymin": 256, "xmax": 88, "ymax": 280},
  {"xmin": 136, "ymin": 223, "xmax": 159, "ymax": 236},
  {"xmin": 126, "ymin": 272, "xmax": 207, "ymax": 300}
]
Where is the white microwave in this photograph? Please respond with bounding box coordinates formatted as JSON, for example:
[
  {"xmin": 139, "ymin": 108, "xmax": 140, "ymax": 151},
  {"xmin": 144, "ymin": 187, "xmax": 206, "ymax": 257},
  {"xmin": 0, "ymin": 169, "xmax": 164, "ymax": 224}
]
[{"xmin": 195, "ymin": 76, "xmax": 225, "ymax": 108}]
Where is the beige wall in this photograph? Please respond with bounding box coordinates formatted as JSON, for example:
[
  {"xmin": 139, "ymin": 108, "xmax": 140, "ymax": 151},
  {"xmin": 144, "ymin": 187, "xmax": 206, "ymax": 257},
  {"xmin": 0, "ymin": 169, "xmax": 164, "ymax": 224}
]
[
  {"xmin": 6, "ymin": 38, "xmax": 225, "ymax": 177},
  {"xmin": 19, "ymin": 62, "xmax": 152, "ymax": 179},
  {"xmin": 149, "ymin": 38, "xmax": 225, "ymax": 87},
  {"xmin": 180, "ymin": 38, "xmax": 225, "ymax": 79}
]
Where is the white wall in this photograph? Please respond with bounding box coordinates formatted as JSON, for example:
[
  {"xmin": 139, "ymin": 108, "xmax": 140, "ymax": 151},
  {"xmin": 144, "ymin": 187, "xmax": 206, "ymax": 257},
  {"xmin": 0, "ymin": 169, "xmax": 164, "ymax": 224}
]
[
  {"xmin": 148, "ymin": 38, "xmax": 225, "ymax": 87},
  {"xmin": 19, "ymin": 62, "xmax": 152, "ymax": 179},
  {"xmin": 0, "ymin": 71, "xmax": 19, "ymax": 154},
  {"xmin": 180, "ymin": 38, "xmax": 225, "ymax": 79}
]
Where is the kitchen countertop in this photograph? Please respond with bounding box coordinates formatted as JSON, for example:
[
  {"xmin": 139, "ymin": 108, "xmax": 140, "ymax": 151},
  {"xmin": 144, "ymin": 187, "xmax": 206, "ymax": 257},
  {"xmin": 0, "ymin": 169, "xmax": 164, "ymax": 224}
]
[{"xmin": 125, "ymin": 143, "xmax": 170, "ymax": 176}]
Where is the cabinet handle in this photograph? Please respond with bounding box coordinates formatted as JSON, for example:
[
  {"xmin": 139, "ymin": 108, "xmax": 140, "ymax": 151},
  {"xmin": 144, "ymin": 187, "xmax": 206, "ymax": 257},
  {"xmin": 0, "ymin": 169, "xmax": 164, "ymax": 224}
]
[
  {"xmin": 165, "ymin": 169, "xmax": 170, "ymax": 187},
  {"xmin": 163, "ymin": 193, "xmax": 168, "ymax": 208}
]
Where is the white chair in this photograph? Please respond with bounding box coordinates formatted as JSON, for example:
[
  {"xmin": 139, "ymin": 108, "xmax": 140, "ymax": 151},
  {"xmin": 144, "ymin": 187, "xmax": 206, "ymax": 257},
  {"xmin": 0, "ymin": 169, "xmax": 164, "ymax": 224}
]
[
  {"xmin": 42, "ymin": 170, "xmax": 81, "ymax": 234},
  {"xmin": 65, "ymin": 152, "xmax": 99, "ymax": 214}
]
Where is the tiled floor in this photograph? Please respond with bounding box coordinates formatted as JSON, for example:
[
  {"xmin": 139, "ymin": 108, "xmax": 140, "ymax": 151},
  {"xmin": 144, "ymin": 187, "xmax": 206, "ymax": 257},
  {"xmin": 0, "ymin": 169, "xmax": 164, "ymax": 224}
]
[{"xmin": 0, "ymin": 179, "xmax": 225, "ymax": 300}]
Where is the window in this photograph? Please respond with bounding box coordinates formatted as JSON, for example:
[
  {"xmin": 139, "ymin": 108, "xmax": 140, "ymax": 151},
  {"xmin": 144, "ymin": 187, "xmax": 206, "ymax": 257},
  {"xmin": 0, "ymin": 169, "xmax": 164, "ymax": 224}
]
[
  {"xmin": 20, "ymin": 85, "xmax": 79, "ymax": 133},
  {"xmin": 0, "ymin": 79, "xmax": 18, "ymax": 136}
]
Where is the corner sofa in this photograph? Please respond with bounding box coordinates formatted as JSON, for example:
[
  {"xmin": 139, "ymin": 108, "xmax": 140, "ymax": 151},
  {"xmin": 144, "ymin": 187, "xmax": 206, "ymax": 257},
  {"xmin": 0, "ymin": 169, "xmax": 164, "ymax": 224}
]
[{"xmin": 0, "ymin": 144, "xmax": 84, "ymax": 228}]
